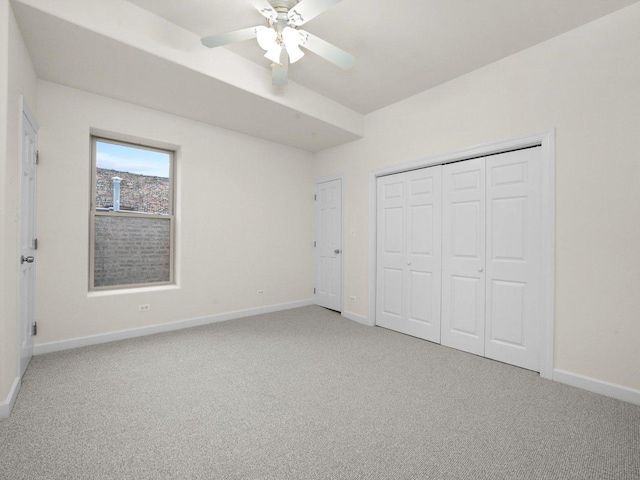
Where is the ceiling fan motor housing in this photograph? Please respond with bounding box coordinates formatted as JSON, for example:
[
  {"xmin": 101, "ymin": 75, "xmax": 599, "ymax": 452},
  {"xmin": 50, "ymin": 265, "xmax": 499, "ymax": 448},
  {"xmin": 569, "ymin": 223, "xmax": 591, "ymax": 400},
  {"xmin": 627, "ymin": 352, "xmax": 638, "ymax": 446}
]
[{"xmin": 269, "ymin": 0, "xmax": 300, "ymax": 13}]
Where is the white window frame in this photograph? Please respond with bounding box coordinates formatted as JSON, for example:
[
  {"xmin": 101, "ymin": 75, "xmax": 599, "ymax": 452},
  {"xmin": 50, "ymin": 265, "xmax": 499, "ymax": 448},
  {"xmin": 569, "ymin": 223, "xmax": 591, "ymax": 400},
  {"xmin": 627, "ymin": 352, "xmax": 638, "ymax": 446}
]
[{"xmin": 89, "ymin": 136, "xmax": 176, "ymax": 291}]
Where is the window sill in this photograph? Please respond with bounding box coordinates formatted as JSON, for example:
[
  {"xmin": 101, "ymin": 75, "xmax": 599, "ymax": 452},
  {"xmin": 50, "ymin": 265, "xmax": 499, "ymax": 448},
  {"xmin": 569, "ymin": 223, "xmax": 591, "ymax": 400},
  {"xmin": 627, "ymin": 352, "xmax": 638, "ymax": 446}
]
[{"xmin": 88, "ymin": 284, "xmax": 179, "ymax": 297}]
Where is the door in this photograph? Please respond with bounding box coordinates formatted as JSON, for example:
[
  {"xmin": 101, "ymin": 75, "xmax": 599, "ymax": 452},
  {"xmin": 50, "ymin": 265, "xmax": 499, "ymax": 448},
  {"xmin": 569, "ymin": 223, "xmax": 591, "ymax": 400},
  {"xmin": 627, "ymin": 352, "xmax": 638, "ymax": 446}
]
[
  {"xmin": 314, "ymin": 178, "xmax": 342, "ymax": 311},
  {"xmin": 19, "ymin": 100, "xmax": 38, "ymax": 377},
  {"xmin": 485, "ymin": 148, "xmax": 542, "ymax": 371},
  {"xmin": 441, "ymin": 158, "xmax": 486, "ymax": 356},
  {"xmin": 376, "ymin": 166, "xmax": 442, "ymax": 342}
]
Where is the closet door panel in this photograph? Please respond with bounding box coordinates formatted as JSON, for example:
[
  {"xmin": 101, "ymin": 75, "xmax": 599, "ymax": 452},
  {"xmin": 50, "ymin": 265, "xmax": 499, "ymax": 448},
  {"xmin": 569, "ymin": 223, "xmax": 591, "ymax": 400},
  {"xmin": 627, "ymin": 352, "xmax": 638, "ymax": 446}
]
[
  {"xmin": 408, "ymin": 271, "xmax": 432, "ymax": 323},
  {"xmin": 406, "ymin": 167, "xmax": 442, "ymax": 339},
  {"xmin": 376, "ymin": 166, "xmax": 442, "ymax": 342},
  {"xmin": 381, "ymin": 267, "xmax": 403, "ymax": 318},
  {"xmin": 485, "ymin": 148, "xmax": 542, "ymax": 371},
  {"xmin": 442, "ymin": 159, "xmax": 486, "ymax": 356},
  {"xmin": 450, "ymin": 275, "xmax": 483, "ymax": 335},
  {"xmin": 377, "ymin": 178, "xmax": 406, "ymax": 328}
]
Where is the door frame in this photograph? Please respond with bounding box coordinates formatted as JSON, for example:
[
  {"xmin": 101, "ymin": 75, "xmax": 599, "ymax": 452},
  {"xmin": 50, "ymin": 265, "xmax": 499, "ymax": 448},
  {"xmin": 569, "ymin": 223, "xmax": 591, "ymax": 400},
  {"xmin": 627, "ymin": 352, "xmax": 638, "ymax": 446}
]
[
  {"xmin": 368, "ymin": 129, "xmax": 555, "ymax": 379},
  {"xmin": 18, "ymin": 95, "xmax": 39, "ymax": 377},
  {"xmin": 314, "ymin": 174, "xmax": 345, "ymax": 313}
]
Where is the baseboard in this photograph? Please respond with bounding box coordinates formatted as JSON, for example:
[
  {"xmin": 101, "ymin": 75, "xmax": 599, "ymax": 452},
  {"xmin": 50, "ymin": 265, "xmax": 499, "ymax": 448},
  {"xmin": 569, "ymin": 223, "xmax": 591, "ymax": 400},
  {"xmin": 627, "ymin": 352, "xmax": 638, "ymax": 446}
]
[
  {"xmin": 0, "ymin": 376, "xmax": 21, "ymax": 420},
  {"xmin": 34, "ymin": 299, "xmax": 314, "ymax": 356},
  {"xmin": 553, "ymin": 369, "xmax": 640, "ymax": 406},
  {"xmin": 342, "ymin": 310, "xmax": 373, "ymax": 326}
]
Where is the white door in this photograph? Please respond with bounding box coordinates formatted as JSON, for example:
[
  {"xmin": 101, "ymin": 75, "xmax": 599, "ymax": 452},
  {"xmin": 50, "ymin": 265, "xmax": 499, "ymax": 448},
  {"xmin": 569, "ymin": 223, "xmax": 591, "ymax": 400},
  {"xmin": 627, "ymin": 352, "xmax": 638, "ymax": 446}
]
[
  {"xmin": 485, "ymin": 148, "xmax": 542, "ymax": 371},
  {"xmin": 314, "ymin": 178, "xmax": 342, "ymax": 311},
  {"xmin": 376, "ymin": 166, "xmax": 442, "ymax": 342},
  {"xmin": 19, "ymin": 101, "xmax": 38, "ymax": 377},
  {"xmin": 441, "ymin": 158, "xmax": 486, "ymax": 356}
]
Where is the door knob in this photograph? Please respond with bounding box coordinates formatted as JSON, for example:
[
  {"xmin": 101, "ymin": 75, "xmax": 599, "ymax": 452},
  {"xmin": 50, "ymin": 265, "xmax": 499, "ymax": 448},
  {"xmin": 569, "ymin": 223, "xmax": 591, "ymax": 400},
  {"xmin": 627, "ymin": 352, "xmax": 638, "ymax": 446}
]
[
  {"xmin": 407, "ymin": 261, "xmax": 412, "ymax": 266},
  {"xmin": 334, "ymin": 249, "xmax": 341, "ymax": 254},
  {"xmin": 21, "ymin": 255, "xmax": 34, "ymax": 264},
  {"xmin": 478, "ymin": 267, "xmax": 483, "ymax": 272}
]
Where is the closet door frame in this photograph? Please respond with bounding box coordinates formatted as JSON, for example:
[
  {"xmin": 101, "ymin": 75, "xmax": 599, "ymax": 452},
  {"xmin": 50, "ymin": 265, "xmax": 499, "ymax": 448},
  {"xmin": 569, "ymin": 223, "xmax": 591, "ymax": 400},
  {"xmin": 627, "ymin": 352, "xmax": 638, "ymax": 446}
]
[{"xmin": 368, "ymin": 129, "xmax": 555, "ymax": 379}]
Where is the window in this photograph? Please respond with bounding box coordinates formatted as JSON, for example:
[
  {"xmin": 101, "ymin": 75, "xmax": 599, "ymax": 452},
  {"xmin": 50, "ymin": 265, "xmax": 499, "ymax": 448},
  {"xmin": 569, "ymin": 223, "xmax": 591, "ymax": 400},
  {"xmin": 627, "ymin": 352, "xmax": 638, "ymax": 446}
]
[{"xmin": 90, "ymin": 137, "xmax": 175, "ymax": 290}]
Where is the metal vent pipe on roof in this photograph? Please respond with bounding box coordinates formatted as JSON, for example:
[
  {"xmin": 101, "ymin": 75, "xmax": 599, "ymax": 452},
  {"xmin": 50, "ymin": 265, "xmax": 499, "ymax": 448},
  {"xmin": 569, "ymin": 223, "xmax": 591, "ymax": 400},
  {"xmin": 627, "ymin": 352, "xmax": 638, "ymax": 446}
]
[{"xmin": 112, "ymin": 177, "xmax": 122, "ymax": 212}]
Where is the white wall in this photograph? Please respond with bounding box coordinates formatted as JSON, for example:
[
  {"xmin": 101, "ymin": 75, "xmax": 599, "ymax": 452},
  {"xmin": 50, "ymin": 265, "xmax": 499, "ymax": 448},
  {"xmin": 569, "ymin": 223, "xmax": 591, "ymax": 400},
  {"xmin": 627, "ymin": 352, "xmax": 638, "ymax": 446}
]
[
  {"xmin": 315, "ymin": 3, "xmax": 640, "ymax": 390},
  {"xmin": 35, "ymin": 81, "xmax": 314, "ymax": 345},
  {"xmin": 0, "ymin": 0, "xmax": 37, "ymax": 404}
]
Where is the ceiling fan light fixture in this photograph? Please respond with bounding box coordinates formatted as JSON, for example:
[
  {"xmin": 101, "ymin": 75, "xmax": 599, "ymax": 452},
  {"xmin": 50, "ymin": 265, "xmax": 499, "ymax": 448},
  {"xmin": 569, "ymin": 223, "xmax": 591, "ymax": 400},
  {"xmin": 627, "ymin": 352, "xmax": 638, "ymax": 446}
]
[
  {"xmin": 282, "ymin": 26, "xmax": 300, "ymax": 47},
  {"xmin": 264, "ymin": 44, "xmax": 283, "ymax": 63},
  {"xmin": 282, "ymin": 26, "xmax": 305, "ymax": 63},
  {"xmin": 256, "ymin": 27, "xmax": 277, "ymax": 51},
  {"xmin": 286, "ymin": 44, "xmax": 305, "ymax": 63}
]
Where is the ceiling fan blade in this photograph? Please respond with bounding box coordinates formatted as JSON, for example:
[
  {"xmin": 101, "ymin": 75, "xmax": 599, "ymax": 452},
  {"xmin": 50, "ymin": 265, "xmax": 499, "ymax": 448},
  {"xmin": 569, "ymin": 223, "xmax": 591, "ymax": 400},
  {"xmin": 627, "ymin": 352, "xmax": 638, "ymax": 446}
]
[
  {"xmin": 299, "ymin": 30, "xmax": 354, "ymax": 69},
  {"xmin": 288, "ymin": 0, "xmax": 343, "ymax": 26},
  {"xmin": 272, "ymin": 48, "xmax": 289, "ymax": 86},
  {"xmin": 250, "ymin": 0, "xmax": 278, "ymax": 21},
  {"xmin": 201, "ymin": 26, "xmax": 266, "ymax": 48}
]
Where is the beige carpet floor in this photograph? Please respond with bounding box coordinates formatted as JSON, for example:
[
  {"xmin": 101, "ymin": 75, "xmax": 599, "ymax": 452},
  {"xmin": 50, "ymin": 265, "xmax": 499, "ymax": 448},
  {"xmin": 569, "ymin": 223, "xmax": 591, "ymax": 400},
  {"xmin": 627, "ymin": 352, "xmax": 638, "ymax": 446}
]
[{"xmin": 1, "ymin": 306, "xmax": 638, "ymax": 479}]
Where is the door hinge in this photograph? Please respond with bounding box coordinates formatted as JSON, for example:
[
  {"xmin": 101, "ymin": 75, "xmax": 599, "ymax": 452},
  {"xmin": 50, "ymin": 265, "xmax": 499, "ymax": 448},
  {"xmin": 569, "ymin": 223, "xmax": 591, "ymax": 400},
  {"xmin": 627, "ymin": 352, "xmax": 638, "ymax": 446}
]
[
  {"xmin": 33, "ymin": 238, "xmax": 38, "ymax": 250},
  {"xmin": 35, "ymin": 151, "xmax": 39, "ymax": 165},
  {"xmin": 314, "ymin": 241, "xmax": 316, "ymax": 247},
  {"xmin": 314, "ymin": 288, "xmax": 316, "ymax": 294},
  {"xmin": 314, "ymin": 194, "xmax": 316, "ymax": 201},
  {"xmin": 32, "ymin": 322, "xmax": 37, "ymax": 336}
]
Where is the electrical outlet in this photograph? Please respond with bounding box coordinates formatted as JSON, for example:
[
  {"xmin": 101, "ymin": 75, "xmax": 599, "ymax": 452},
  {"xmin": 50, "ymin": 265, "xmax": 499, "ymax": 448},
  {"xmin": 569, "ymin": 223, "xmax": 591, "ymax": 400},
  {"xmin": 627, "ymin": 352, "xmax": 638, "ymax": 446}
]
[
  {"xmin": 257, "ymin": 290, "xmax": 265, "ymax": 295},
  {"xmin": 350, "ymin": 296, "xmax": 356, "ymax": 302},
  {"xmin": 138, "ymin": 304, "xmax": 151, "ymax": 312}
]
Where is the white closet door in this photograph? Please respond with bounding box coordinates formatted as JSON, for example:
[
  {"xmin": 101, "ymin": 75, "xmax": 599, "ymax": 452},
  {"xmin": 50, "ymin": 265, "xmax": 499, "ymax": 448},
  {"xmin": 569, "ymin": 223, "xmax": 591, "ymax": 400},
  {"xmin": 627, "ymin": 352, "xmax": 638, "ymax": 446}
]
[
  {"xmin": 485, "ymin": 148, "xmax": 542, "ymax": 371},
  {"xmin": 441, "ymin": 158, "xmax": 486, "ymax": 356},
  {"xmin": 376, "ymin": 166, "xmax": 442, "ymax": 342}
]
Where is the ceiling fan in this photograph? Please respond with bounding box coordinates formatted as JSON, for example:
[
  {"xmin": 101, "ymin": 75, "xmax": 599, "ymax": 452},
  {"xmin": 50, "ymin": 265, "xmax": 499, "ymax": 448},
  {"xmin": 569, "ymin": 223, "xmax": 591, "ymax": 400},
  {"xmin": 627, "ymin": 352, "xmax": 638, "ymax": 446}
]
[{"xmin": 200, "ymin": 0, "xmax": 355, "ymax": 86}]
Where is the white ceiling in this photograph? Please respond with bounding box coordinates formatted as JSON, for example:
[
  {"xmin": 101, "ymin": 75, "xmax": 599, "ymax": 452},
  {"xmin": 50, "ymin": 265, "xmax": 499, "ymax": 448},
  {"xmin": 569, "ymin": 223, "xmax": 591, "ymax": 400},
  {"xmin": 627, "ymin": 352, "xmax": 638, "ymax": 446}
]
[
  {"xmin": 128, "ymin": 0, "xmax": 640, "ymax": 114},
  {"xmin": 12, "ymin": 0, "xmax": 640, "ymax": 151}
]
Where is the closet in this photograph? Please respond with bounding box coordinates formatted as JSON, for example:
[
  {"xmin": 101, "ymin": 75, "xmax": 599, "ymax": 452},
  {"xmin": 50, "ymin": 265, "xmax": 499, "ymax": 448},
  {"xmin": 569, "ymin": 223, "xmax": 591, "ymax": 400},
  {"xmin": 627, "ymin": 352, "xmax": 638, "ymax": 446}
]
[{"xmin": 376, "ymin": 147, "xmax": 542, "ymax": 371}]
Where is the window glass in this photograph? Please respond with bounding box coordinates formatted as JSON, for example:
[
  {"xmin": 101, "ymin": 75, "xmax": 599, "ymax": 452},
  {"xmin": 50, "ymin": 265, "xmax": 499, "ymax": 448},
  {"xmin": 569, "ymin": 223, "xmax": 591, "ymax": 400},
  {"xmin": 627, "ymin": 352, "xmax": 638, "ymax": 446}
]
[
  {"xmin": 94, "ymin": 216, "xmax": 171, "ymax": 287},
  {"xmin": 95, "ymin": 141, "xmax": 171, "ymax": 215}
]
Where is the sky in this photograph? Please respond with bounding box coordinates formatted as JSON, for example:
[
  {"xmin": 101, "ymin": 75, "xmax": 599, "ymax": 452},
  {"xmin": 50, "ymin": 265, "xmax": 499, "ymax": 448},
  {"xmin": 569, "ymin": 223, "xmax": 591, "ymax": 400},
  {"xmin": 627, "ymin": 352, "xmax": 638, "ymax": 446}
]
[{"xmin": 96, "ymin": 141, "xmax": 170, "ymax": 178}]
